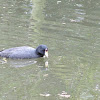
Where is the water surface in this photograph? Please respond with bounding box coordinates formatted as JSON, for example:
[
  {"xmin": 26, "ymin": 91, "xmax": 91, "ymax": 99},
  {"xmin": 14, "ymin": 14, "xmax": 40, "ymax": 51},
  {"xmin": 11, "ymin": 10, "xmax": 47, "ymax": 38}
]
[{"xmin": 0, "ymin": 0, "xmax": 100, "ymax": 100}]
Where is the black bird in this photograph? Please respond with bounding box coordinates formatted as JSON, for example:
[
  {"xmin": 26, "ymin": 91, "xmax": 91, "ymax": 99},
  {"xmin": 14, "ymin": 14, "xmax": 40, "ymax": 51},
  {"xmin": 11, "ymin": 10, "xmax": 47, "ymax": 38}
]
[{"xmin": 0, "ymin": 45, "xmax": 48, "ymax": 59}]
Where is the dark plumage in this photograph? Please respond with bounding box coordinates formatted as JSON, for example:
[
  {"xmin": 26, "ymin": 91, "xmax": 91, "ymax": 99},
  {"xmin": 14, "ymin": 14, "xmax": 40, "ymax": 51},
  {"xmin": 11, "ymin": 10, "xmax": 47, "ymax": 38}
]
[{"xmin": 0, "ymin": 45, "xmax": 48, "ymax": 59}]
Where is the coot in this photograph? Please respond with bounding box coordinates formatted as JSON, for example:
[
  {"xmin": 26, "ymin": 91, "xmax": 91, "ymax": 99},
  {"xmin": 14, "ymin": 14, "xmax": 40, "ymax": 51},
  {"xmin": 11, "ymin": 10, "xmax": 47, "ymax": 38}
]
[{"xmin": 0, "ymin": 45, "xmax": 48, "ymax": 59}]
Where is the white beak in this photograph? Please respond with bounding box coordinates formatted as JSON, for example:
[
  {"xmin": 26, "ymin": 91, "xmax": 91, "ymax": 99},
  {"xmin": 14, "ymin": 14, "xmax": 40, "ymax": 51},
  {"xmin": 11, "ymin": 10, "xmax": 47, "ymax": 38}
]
[{"xmin": 44, "ymin": 50, "xmax": 48, "ymax": 58}]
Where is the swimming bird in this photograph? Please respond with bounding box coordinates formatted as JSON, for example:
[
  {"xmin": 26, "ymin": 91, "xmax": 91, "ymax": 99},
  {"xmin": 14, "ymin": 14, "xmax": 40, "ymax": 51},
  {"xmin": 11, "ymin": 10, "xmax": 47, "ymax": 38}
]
[{"xmin": 0, "ymin": 45, "xmax": 48, "ymax": 59}]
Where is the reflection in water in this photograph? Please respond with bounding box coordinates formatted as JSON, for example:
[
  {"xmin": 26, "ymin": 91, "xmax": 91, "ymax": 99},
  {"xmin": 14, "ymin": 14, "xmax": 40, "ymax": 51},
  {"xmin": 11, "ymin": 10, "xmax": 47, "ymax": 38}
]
[
  {"xmin": 0, "ymin": 57, "xmax": 48, "ymax": 68},
  {"xmin": 30, "ymin": 0, "xmax": 46, "ymax": 33}
]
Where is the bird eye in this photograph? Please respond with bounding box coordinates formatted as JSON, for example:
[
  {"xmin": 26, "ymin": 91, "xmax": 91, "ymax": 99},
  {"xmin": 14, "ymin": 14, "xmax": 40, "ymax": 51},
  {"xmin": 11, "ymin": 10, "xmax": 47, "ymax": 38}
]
[{"xmin": 45, "ymin": 48, "xmax": 48, "ymax": 52}]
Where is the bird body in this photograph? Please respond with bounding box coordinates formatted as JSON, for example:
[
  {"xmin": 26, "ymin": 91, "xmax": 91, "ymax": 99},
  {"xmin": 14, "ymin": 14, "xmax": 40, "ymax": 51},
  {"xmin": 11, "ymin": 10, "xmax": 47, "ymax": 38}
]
[{"xmin": 0, "ymin": 45, "xmax": 48, "ymax": 59}]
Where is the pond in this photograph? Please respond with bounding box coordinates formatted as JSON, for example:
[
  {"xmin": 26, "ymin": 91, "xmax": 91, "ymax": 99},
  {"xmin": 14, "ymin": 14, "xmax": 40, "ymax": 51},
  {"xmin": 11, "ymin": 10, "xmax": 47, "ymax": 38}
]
[{"xmin": 0, "ymin": 0, "xmax": 100, "ymax": 100}]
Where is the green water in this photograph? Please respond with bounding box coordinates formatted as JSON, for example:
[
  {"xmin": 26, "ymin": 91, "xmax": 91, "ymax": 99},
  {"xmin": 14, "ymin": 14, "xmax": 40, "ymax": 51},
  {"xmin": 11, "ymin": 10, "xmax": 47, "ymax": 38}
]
[{"xmin": 0, "ymin": 0, "xmax": 100, "ymax": 100}]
